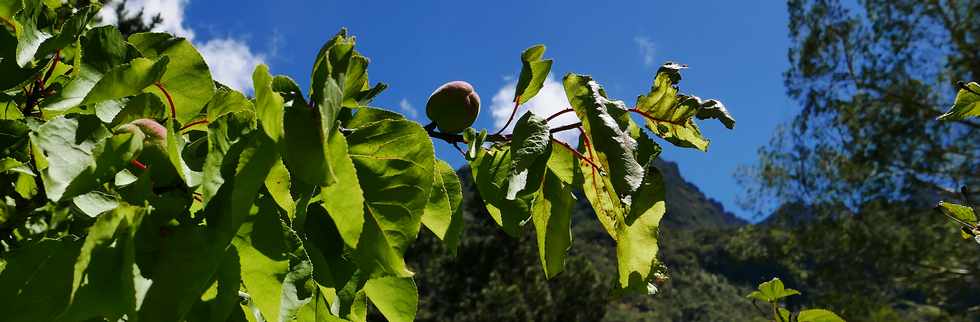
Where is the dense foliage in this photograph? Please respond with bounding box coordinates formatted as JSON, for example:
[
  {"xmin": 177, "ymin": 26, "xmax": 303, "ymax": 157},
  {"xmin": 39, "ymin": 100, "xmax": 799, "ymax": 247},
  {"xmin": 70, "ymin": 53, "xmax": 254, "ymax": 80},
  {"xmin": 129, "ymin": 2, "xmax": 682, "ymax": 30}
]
[
  {"xmin": 0, "ymin": 1, "xmax": 737, "ymax": 321},
  {"xmin": 740, "ymin": 0, "xmax": 979, "ymax": 212}
]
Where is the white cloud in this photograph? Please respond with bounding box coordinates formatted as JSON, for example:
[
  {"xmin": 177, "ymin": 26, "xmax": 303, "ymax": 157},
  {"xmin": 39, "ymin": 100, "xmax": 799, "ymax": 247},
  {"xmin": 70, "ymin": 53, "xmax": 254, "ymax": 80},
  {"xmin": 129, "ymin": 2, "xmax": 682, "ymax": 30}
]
[
  {"xmin": 633, "ymin": 36, "xmax": 656, "ymax": 67},
  {"xmin": 197, "ymin": 39, "xmax": 265, "ymax": 93},
  {"xmin": 398, "ymin": 98, "xmax": 419, "ymax": 119},
  {"xmin": 490, "ymin": 75, "xmax": 579, "ymax": 144},
  {"xmin": 97, "ymin": 0, "xmax": 266, "ymax": 93}
]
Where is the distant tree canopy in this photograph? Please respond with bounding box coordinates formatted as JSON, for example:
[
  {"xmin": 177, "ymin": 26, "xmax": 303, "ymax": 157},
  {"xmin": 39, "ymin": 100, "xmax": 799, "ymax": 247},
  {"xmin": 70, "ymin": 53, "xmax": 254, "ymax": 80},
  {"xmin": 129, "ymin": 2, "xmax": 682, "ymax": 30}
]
[{"xmin": 741, "ymin": 0, "xmax": 980, "ymax": 214}]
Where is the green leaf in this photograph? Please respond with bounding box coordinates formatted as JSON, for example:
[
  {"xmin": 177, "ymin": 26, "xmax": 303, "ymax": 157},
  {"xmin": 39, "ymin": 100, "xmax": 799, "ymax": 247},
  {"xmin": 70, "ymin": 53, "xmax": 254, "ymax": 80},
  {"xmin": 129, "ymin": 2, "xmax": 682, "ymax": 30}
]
[
  {"xmin": 200, "ymin": 110, "xmax": 257, "ymax": 206},
  {"xmin": 72, "ymin": 191, "xmax": 120, "ymax": 217},
  {"xmin": 13, "ymin": 0, "xmax": 51, "ymax": 67},
  {"xmin": 129, "ymin": 32, "xmax": 216, "ymax": 123},
  {"xmin": 421, "ymin": 159, "xmax": 465, "ymax": 253},
  {"xmin": 347, "ymin": 119, "xmax": 434, "ymax": 255},
  {"xmin": 109, "ymin": 93, "xmax": 168, "ymax": 127},
  {"xmin": 35, "ymin": 5, "xmax": 95, "ymax": 60},
  {"xmin": 0, "ymin": 28, "xmax": 43, "ymax": 91},
  {"xmin": 32, "ymin": 116, "xmax": 144, "ymax": 201},
  {"xmin": 234, "ymin": 195, "xmax": 313, "ymax": 322},
  {"xmin": 797, "ymin": 309, "xmax": 846, "ymax": 322},
  {"xmin": 265, "ymin": 159, "xmax": 296, "ymax": 220},
  {"xmin": 514, "ymin": 44, "xmax": 553, "ymax": 104},
  {"xmin": 308, "ymin": 29, "xmax": 384, "ymax": 108},
  {"xmin": 506, "ymin": 111, "xmax": 551, "ymax": 200},
  {"xmin": 937, "ymin": 201, "xmax": 977, "ymax": 225},
  {"xmin": 530, "ymin": 170, "xmax": 574, "ymax": 278},
  {"xmin": 615, "ymin": 160, "xmax": 667, "ymax": 291},
  {"xmin": 363, "ymin": 276, "xmax": 418, "ymax": 322},
  {"xmin": 282, "ymin": 77, "xmax": 344, "ymax": 187},
  {"xmin": 137, "ymin": 132, "xmax": 277, "ymax": 322},
  {"xmin": 564, "ymin": 73, "xmax": 644, "ymax": 199},
  {"xmin": 303, "ymin": 202, "xmax": 357, "ymax": 289},
  {"xmin": 319, "ymin": 128, "xmax": 365, "ymax": 248},
  {"xmin": 345, "ymin": 106, "xmax": 405, "ymax": 129},
  {"xmin": 62, "ymin": 204, "xmax": 147, "ymax": 321},
  {"xmin": 81, "ymin": 56, "xmax": 169, "ymax": 106},
  {"xmin": 42, "ymin": 26, "xmax": 137, "ymax": 113},
  {"xmin": 938, "ymin": 81, "xmax": 980, "ymax": 121},
  {"xmin": 468, "ymin": 145, "xmax": 539, "ymax": 236},
  {"xmin": 207, "ymin": 85, "xmax": 254, "ymax": 121},
  {"xmin": 0, "ymin": 238, "xmax": 82, "ymax": 322},
  {"xmin": 633, "ymin": 63, "xmax": 734, "ymax": 151},
  {"xmin": 749, "ymin": 277, "xmax": 801, "ymax": 302},
  {"xmin": 253, "ymin": 64, "xmax": 285, "ymax": 142},
  {"xmin": 310, "ymin": 29, "xmax": 355, "ymax": 105}
]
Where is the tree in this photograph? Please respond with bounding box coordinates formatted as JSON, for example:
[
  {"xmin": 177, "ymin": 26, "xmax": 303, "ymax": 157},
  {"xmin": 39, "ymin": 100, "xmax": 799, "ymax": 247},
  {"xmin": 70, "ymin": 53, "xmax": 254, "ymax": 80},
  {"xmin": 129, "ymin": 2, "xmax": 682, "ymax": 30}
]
[
  {"xmin": 740, "ymin": 0, "xmax": 979, "ymax": 213},
  {"xmin": 0, "ymin": 1, "xmax": 736, "ymax": 321}
]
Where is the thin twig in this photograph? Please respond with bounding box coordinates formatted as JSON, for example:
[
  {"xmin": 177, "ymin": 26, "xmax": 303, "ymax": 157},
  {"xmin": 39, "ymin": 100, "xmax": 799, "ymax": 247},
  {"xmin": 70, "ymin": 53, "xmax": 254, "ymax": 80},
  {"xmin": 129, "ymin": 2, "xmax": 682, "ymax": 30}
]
[
  {"xmin": 544, "ymin": 108, "xmax": 574, "ymax": 123},
  {"xmin": 492, "ymin": 97, "xmax": 520, "ymax": 136}
]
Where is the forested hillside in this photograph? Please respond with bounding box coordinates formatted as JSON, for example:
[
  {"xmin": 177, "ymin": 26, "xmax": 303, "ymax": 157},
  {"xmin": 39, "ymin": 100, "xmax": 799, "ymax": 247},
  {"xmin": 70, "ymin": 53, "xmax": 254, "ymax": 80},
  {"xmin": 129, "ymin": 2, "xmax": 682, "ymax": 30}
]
[{"xmin": 405, "ymin": 160, "xmax": 980, "ymax": 321}]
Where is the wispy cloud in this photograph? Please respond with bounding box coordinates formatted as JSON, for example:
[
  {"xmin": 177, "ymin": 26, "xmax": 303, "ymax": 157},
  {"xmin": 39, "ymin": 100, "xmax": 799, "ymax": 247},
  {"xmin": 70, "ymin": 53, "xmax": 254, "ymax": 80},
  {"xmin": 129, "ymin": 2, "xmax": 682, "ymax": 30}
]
[
  {"xmin": 490, "ymin": 75, "xmax": 579, "ymax": 144},
  {"xmin": 98, "ymin": 0, "xmax": 266, "ymax": 93},
  {"xmin": 398, "ymin": 98, "xmax": 419, "ymax": 119},
  {"xmin": 633, "ymin": 36, "xmax": 656, "ymax": 67}
]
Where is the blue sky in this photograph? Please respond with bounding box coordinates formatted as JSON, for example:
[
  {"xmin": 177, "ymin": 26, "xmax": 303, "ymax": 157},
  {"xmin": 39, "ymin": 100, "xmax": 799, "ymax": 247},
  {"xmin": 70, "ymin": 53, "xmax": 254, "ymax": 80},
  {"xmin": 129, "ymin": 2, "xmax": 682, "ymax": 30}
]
[{"xmin": 107, "ymin": 0, "xmax": 798, "ymax": 220}]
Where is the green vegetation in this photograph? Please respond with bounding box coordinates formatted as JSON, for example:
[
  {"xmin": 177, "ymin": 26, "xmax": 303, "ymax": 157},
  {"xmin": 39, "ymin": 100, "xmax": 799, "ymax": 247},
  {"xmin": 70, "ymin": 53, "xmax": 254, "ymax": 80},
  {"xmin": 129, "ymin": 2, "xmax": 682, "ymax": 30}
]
[
  {"xmin": 0, "ymin": 1, "xmax": 738, "ymax": 321},
  {"xmin": 2, "ymin": 0, "xmax": 978, "ymax": 321}
]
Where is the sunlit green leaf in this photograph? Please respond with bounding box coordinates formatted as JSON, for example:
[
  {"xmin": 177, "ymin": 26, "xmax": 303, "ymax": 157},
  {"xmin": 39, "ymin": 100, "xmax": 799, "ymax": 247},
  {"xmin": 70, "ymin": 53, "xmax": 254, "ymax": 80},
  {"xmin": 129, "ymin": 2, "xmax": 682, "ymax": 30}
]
[
  {"xmin": 797, "ymin": 309, "xmax": 845, "ymax": 322},
  {"xmin": 616, "ymin": 160, "xmax": 667, "ymax": 291},
  {"xmin": 514, "ymin": 44, "xmax": 553, "ymax": 104},
  {"xmin": 347, "ymin": 119, "xmax": 434, "ymax": 255},
  {"xmin": 530, "ymin": 170, "xmax": 574, "ymax": 278},
  {"xmin": 422, "ymin": 159, "xmax": 464, "ymax": 253},
  {"xmin": 938, "ymin": 81, "xmax": 980, "ymax": 121},
  {"xmin": 234, "ymin": 195, "xmax": 313, "ymax": 322},
  {"xmin": 363, "ymin": 276, "xmax": 418, "ymax": 322},
  {"xmin": 129, "ymin": 32, "xmax": 216, "ymax": 123},
  {"xmin": 633, "ymin": 63, "xmax": 734, "ymax": 151},
  {"xmin": 506, "ymin": 111, "xmax": 551, "ymax": 200}
]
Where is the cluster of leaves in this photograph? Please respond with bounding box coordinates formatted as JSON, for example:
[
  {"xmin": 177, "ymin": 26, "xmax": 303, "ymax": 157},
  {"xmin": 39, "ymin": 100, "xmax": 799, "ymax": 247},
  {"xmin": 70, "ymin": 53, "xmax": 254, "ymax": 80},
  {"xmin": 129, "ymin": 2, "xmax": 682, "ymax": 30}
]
[
  {"xmin": 935, "ymin": 81, "xmax": 980, "ymax": 244},
  {"xmin": 0, "ymin": 1, "xmax": 734, "ymax": 321},
  {"xmin": 456, "ymin": 47, "xmax": 735, "ymax": 294},
  {"xmin": 746, "ymin": 278, "xmax": 843, "ymax": 322}
]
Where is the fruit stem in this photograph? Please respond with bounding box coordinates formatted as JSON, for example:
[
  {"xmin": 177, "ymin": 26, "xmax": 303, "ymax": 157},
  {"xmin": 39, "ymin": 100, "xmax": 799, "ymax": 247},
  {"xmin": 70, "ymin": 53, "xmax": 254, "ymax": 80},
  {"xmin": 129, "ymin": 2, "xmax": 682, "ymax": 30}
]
[
  {"xmin": 154, "ymin": 82, "xmax": 177, "ymax": 120},
  {"xmin": 491, "ymin": 96, "xmax": 521, "ymax": 136}
]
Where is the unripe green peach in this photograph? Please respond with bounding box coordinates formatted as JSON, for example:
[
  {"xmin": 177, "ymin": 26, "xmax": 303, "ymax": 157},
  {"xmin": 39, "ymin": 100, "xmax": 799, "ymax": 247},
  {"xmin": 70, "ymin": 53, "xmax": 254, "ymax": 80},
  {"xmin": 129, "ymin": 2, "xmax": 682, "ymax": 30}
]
[
  {"xmin": 426, "ymin": 81, "xmax": 480, "ymax": 133},
  {"xmin": 116, "ymin": 118, "xmax": 167, "ymax": 149}
]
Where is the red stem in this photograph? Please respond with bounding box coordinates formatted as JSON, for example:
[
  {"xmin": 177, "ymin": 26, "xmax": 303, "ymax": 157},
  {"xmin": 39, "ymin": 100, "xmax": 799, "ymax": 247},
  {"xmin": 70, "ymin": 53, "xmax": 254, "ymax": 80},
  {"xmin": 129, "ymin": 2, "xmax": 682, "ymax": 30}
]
[
  {"xmin": 155, "ymin": 82, "xmax": 177, "ymax": 120},
  {"xmin": 492, "ymin": 96, "xmax": 521, "ymax": 136},
  {"xmin": 179, "ymin": 119, "xmax": 209, "ymax": 132},
  {"xmin": 545, "ymin": 108, "xmax": 574, "ymax": 123},
  {"xmin": 551, "ymin": 137, "xmax": 603, "ymax": 172},
  {"xmin": 130, "ymin": 159, "xmax": 147, "ymax": 170},
  {"xmin": 629, "ymin": 108, "xmax": 686, "ymax": 126},
  {"xmin": 40, "ymin": 50, "xmax": 60, "ymax": 88}
]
